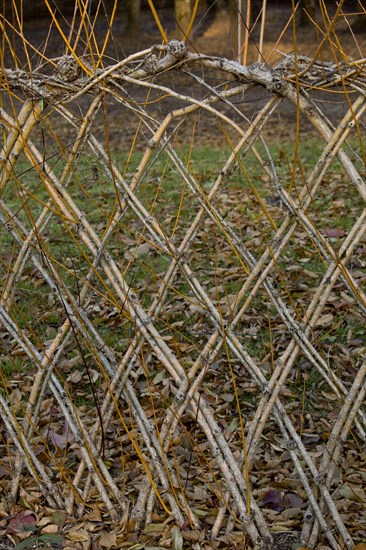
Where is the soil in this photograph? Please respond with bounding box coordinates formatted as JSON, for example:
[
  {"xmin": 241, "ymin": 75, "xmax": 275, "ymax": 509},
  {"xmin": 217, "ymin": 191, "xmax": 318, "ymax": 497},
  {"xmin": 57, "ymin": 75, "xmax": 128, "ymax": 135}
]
[
  {"xmin": 4, "ymin": 4, "xmax": 365, "ymax": 148},
  {"xmin": 14, "ymin": 3, "xmax": 365, "ymax": 61}
]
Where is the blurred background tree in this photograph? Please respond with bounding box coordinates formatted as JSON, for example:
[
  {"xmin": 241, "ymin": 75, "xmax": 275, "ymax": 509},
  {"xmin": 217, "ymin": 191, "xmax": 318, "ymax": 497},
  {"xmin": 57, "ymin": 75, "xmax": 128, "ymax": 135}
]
[
  {"xmin": 3, "ymin": 1, "xmax": 364, "ymax": 26},
  {"xmin": 175, "ymin": 0, "xmax": 192, "ymax": 37},
  {"xmin": 125, "ymin": 0, "xmax": 141, "ymax": 33}
]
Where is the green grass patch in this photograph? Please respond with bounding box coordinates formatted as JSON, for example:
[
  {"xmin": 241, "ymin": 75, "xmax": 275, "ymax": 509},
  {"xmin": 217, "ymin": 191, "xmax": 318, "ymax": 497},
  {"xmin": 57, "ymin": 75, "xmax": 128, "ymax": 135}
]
[{"xmin": 1, "ymin": 137, "xmax": 363, "ymax": 386}]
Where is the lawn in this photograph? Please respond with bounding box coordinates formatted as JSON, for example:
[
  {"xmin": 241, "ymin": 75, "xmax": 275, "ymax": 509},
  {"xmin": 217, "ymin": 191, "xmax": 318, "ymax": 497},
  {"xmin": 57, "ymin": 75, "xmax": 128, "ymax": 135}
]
[{"xmin": 1, "ymin": 133, "xmax": 365, "ymax": 547}]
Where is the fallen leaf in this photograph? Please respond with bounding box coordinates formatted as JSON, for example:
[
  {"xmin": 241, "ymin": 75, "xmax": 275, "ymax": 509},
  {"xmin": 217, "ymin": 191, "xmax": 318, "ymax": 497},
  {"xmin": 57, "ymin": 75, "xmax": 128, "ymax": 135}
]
[
  {"xmin": 221, "ymin": 393, "xmax": 235, "ymax": 403},
  {"xmin": 182, "ymin": 529, "xmax": 204, "ymax": 542},
  {"xmin": 320, "ymin": 228, "xmax": 345, "ymax": 238},
  {"xmin": 315, "ymin": 314, "xmax": 334, "ymax": 326},
  {"xmin": 321, "ymin": 391, "xmax": 338, "ymax": 401},
  {"xmin": 49, "ymin": 421, "xmax": 75, "ymax": 449},
  {"xmin": 172, "ymin": 526, "xmax": 183, "ymax": 550},
  {"xmin": 261, "ymin": 490, "xmax": 282, "ymax": 511},
  {"xmin": 0, "ymin": 464, "xmax": 12, "ymax": 477},
  {"xmin": 7, "ymin": 511, "xmax": 37, "ymax": 534},
  {"xmin": 339, "ymin": 484, "xmax": 365, "ymax": 502},
  {"xmin": 143, "ymin": 523, "xmax": 166, "ymax": 533},
  {"xmin": 67, "ymin": 528, "xmax": 89, "ymax": 542},
  {"xmin": 261, "ymin": 491, "xmax": 305, "ymax": 511},
  {"xmin": 52, "ymin": 510, "xmax": 66, "ymax": 527},
  {"xmin": 41, "ymin": 523, "xmax": 58, "ymax": 534},
  {"xmin": 83, "ymin": 509, "xmax": 102, "ymax": 522},
  {"xmin": 67, "ymin": 370, "xmax": 83, "ymax": 384},
  {"xmin": 37, "ymin": 517, "xmax": 51, "ymax": 527},
  {"xmin": 282, "ymin": 493, "xmax": 305, "ymax": 509},
  {"xmin": 99, "ymin": 530, "xmax": 117, "ymax": 548}
]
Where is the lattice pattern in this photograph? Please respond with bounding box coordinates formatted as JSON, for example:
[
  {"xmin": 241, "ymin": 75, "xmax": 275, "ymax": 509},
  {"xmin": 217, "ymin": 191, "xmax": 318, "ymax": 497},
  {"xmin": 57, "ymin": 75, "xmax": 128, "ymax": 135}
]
[{"xmin": 0, "ymin": 41, "xmax": 365, "ymax": 548}]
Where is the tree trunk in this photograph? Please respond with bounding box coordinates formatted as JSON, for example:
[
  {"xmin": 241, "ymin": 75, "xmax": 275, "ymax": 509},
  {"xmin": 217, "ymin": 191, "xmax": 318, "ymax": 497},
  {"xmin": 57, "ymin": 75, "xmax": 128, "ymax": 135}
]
[
  {"xmin": 349, "ymin": 0, "xmax": 366, "ymax": 31},
  {"xmin": 299, "ymin": 0, "xmax": 317, "ymax": 26},
  {"xmin": 124, "ymin": 0, "xmax": 141, "ymax": 34},
  {"xmin": 175, "ymin": 0, "xmax": 192, "ymax": 38}
]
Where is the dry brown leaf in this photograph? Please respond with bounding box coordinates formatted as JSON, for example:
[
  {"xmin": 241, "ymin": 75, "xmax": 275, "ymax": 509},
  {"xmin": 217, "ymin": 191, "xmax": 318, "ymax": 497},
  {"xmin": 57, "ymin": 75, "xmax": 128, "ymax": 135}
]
[
  {"xmin": 315, "ymin": 314, "xmax": 334, "ymax": 326},
  {"xmin": 82, "ymin": 509, "xmax": 102, "ymax": 522},
  {"xmin": 339, "ymin": 484, "xmax": 366, "ymax": 501},
  {"xmin": 67, "ymin": 370, "xmax": 83, "ymax": 384},
  {"xmin": 67, "ymin": 528, "xmax": 90, "ymax": 542},
  {"xmin": 60, "ymin": 355, "xmax": 81, "ymax": 370},
  {"xmin": 321, "ymin": 391, "xmax": 339, "ymax": 401},
  {"xmin": 99, "ymin": 530, "xmax": 117, "ymax": 548},
  {"xmin": 172, "ymin": 526, "xmax": 183, "ymax": 550},
  {"xmin": 52, "ymin": 510, "xmax": 66, "ymax": 527},
  {"xmin": 37, "ymin": 517, "xmax": 51, "ymax": 527},
  {"xmin": 40, "ymin": 523, "xmax": 59, "ymax": 534},
  {"xmin": 6, "ymin": 510, "xmax": 37, "ymax": 534},
  {"xmin": 143, "ymin": 523, "xmax": 166, "ymax": 533}
]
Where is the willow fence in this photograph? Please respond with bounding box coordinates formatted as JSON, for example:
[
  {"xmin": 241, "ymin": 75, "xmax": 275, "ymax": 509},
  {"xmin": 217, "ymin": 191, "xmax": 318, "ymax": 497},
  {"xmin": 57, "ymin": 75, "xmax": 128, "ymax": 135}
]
[{"xmin": 0, "ymin": 18, "xmax": 365, "ymax": 550}]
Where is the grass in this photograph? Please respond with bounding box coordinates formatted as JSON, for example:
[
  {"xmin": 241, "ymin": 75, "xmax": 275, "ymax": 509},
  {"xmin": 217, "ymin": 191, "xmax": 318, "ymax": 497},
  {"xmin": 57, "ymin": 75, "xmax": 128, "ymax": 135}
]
[
  {"xmin": 1, "ymin": 357, "xmax": 25, "ymax": 377},
  {"xmin": 1, "ymin": 138, "xmax": 364, "ymax": 414}
]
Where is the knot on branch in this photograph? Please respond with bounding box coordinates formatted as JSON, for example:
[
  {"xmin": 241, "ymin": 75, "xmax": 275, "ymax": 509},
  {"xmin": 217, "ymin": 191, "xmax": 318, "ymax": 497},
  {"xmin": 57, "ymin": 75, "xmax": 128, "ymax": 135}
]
[
  {"xmin": 167, "ymin": 40, "xmax": 187, "ymax": 59},
  {"xmin": 56, "ymin": 56, "xmax": 81, "ymax": 82},
  {"xmin": 286, "ymin": 439, "xmax": 297, "ymax": 450},
  {"xmin": 304, "ymin": 510, "xmax": 313, "ymax": 522},
  {"xmin": 268, "ymin": 75, "xmax": 285, "ymax": 95},
  {"xmin": 143, "ymin": 53, "xmax": 158, "ymax": 72},
  {"xmin": 240, "ymin": 512, "xmax": 253, "ymax": 524}
]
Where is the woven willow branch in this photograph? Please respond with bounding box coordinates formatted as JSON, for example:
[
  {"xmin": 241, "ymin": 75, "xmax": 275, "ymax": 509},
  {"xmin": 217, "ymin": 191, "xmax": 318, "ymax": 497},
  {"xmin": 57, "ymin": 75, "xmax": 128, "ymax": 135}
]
[{"xmin": 1, "ymin": 41, "xmax": 365, "ymax": 548}]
